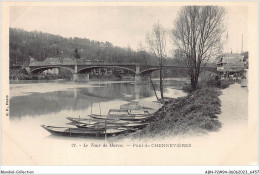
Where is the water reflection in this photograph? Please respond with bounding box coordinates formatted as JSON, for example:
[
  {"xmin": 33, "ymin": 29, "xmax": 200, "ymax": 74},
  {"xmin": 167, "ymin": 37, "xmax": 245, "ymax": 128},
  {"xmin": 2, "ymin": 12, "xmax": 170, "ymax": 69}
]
[
  {"xmin": 10, "ymin": 82, "xmax": 155, "ymax": 118},
  {"xmin": 10, "ymin": 79, "xmax": 188, "ymax": 119},
  {"xmin": 10, "ymin": 90, "xmax": 93, "ymax": 118}
]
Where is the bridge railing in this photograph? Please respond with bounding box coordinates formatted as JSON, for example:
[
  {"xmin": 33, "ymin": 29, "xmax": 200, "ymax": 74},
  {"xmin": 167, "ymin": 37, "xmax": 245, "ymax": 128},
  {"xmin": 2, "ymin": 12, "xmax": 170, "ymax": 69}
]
[
  {"xmin": 29, "ymin": 62, "xmax": 144, "ymax": 66},
  {"xmin": 28, "ymin": 61, "xmax": 217, "ymax": 70}
]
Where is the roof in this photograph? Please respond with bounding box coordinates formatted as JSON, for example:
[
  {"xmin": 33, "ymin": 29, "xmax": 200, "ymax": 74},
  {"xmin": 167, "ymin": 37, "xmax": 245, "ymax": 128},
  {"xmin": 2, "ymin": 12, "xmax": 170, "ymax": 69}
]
[
  {"xmin": 217, "ymin": 67, "xmax": 244, "ymax": 72},
  {"xmin": 62, "ymin": 57, "xmax": 75, "ymax": 63},
  {"xmin": 44, "ymin": 57, "xmax": 62, "ymax": 64},
  {"xmin": 217, "ymin": 53, "xmax": 245, "ymax": 72},
  {"xmin": 43, "ymin": 57, "xmax": 77, "ymax": 64},
  {"xmin": 217, "ymin": 53, "xmax": 244, "ymax": 64}
]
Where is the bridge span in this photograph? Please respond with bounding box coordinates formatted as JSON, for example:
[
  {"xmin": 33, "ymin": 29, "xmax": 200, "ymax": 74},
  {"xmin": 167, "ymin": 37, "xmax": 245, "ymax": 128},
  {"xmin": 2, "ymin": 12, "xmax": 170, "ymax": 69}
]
[{"xmin": 26, "ymin": 59, "xmax": 217, "ymax": 83}]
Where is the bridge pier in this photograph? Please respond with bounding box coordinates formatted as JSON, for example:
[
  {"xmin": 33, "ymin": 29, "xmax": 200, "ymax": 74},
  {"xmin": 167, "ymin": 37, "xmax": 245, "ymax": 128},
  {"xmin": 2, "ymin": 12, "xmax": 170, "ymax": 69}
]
[
  {"xmin": 25, "ymin": 67, "xmax": 30, "ymax": 74},
  {"xmin": 134, "ymin": 84, "xmax": 141, "ymax": 100},
  {"xmin": 73, "ymin": 73, "xmax": 79, "ymax": 81},
  {"xmin": 135, "ymin": 65, "xmax": 142, "ymax": 84},
  {"xmin": 135, "ymin": 74, "xmax": 142, "ymax": 84},
  {"xmin": 73, "ymin": 73, "xmax": 89, "ymax": 82}
]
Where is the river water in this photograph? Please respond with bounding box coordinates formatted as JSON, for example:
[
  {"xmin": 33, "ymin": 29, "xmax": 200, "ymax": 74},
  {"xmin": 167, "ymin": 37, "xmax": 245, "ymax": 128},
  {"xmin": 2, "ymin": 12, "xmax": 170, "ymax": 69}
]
[
  {"xmin": 5, "ymin": 78, "xmax": 188, "ymax": 165},
  {"xmin": 4, "ymin": 79, "xmax": 253, "ymax": 166},
  {"xmin": 9, "ymin": 78, "xmax": 188, "ymax": 138}
]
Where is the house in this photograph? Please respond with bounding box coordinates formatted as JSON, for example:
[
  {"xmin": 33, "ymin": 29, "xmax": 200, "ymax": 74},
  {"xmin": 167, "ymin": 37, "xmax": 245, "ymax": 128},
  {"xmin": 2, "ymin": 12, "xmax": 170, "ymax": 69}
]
[
  {"xmin": 44, "ymin": 57, "xmax": 62, "ymax": 64},
  {"xmin": 241, "ymin": 52, "xmax": 249, "ymax": 69},
  {"xmin": 216, "ymin": 53, "xmax": 244, "ymax": 74},
  {"xmin": 62, "ymin": 57, "xmax": 75, "ymax": 64},
  {"xmin": 29, "ymin": 56, "xmax": 37, "ymax": 63},
  {"xmin": 27, "ymin": 56, "xmax": 45, "ymax": 66}
]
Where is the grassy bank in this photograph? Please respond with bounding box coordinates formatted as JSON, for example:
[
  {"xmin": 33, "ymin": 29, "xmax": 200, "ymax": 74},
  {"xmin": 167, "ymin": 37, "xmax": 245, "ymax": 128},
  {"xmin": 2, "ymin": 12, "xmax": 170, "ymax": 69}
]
[{"xmin": 124, "ymin": 88, "xmax": 222, "ymax": 140}]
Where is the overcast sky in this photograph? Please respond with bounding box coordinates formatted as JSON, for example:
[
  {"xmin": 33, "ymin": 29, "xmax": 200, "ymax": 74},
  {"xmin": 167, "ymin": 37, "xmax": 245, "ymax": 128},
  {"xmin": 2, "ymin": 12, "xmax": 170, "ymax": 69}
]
[{"xmin": 10, "ymin": 6, "xmax": 248, "ymax": 53}]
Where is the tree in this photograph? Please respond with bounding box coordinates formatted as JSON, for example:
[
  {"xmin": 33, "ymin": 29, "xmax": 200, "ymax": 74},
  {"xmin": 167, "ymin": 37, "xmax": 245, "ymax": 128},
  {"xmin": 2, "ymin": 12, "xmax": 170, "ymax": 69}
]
[
  {"xmin": 171, "ymin": 6, "xmax": 226, "ymax": 90},
  {"xmin": 74, "ymin": 48, "xmax": 81, "ymax": 59},
  {"xmin": 137, "ymin": 42, "xmax": 147, "ymax": 64},
  {"xmin": 9, "ymin": 28, "xmax": 157, "ymax": 68},
  {"xmin": 146, "ymin": 21, "xmax": 167, "ymax": 103}
]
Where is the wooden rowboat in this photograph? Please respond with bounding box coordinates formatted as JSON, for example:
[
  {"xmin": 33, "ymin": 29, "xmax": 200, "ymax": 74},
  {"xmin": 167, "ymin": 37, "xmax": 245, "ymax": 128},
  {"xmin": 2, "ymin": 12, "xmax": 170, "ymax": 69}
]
[
  {"xmin": 66, "ymin": 117, "xmax": 107, "ymax": 123},
  {"xmin": 120, "ymin": 102, "xmax": 153, "ymax": 110},
  {"xmin": 41, "ymin": 125, "xmax": 130, "ymax": 138},
  {"xmin": 91, "ymin": 114, "xmax": 152, "ymax": 122},
  {"xmin": 66, "ymin": 116, "xmax": 126, "ymax": 125},
  {"xmin": 76, "ymin": 122, "xmax": 149, "ymax": 130},
  {"xmin": 90, "ymin": 109, "xmax": 152, "ymax": 121}
]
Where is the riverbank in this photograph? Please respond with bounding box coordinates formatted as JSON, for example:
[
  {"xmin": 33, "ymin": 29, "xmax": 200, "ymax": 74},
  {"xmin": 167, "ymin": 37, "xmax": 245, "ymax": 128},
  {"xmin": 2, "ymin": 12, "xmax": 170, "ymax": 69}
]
[
  {"xmin": 111, "ymin": 87, "xmax": 222, "ymax": 141},
  {"xmin": 134, "ymin": 88, "xmax": 222, "ymax": 139},
  {"xmin": 9, "ymin": 72, "xmax": 135, "ymax": 81}
]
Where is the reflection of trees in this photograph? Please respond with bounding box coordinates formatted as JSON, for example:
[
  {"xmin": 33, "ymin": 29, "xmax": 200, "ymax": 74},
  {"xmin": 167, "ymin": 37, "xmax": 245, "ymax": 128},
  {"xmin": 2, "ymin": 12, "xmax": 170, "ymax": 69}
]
[
  {"xmin": 10, "ymin": 90, "xmax": 107, "ymax": 118},
  {"xmin": 10, "ymin": 82, "xmax": 174, "ymax": 118},
  {"xmin": 78, "ymin": 83, "xmax": 137, "ymax": 100},
  {"xmin": 140, "ymin": 85, "xmax": 154, "ymax": 98},
  {"xmin": 10, "ymin": 83, "xmax": 146, "ymax": 118}
]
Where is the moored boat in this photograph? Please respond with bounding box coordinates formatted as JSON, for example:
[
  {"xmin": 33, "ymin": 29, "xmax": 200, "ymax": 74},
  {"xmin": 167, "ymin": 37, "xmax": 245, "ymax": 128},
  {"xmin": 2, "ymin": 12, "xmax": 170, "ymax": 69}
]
[
  {"xmin": 118, "ymin": 122, "xmax": 149, "ymax": 129},
  {"xmin": 41, "ymin": 125, "xmax": 130, "ymax": 137},
  {"xmin": 76, "ymin": 123, "xmax": 120, "ymax": 129},
  {"xmin": 67, "ymin": 116, "xmax": 126, "ymax": 125},
  {"xmin": 120, "ymin": 102, "xmax": 153, "ymax": 110},
  {"xmin": 128, "ymin": 109, "xmax": 150, "ymax": 117},
  {"xmin": 90, "ymin": 109, "xmax": 152, "ymax": 121},
  {"xmin": 117, "ymin": 115, "xmax": 152, "ymax": 122},
  {"xmin": 76, "ymin": 121, "xmax": 149, "ymax": 130},
  {"xmin": 66, "ymin": 116, "xmax": 107, "ymax": 123}
]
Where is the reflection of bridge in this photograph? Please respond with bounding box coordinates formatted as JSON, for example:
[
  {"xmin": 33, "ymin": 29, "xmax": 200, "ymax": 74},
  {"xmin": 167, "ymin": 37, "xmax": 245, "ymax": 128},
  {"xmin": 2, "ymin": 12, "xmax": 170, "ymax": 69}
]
[{"xmin": 26, "ymin": 60, "xmax": 217, "ymax": 83}]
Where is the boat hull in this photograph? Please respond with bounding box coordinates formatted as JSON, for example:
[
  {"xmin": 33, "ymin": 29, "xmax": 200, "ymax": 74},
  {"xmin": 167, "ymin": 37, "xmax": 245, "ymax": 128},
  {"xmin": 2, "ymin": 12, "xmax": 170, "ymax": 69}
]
[
  {"xmin": 91, "ymin": 114, "xmax": 152, "ymax": 122},
  {"xmin": 41, "ymin": 125, "xmax": 129, "ymax": 138}
]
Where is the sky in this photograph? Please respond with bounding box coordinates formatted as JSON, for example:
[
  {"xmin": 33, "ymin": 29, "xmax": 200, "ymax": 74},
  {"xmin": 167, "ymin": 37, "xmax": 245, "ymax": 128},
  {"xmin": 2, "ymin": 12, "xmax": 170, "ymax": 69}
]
[{"xmin": 9, "ymin": 6, "xmax": 248, "ymax": 53}]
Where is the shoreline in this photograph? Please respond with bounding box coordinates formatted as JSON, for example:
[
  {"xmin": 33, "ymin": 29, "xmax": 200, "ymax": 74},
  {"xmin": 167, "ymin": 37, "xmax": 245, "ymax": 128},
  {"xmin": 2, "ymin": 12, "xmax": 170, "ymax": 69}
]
[
  {"xmin": 112, "ymin": 87, "xmax": 223, "ymax": 141},
  {"xmin": 111, "ymin": 83, "xmax": 248, "ymax": 142}
]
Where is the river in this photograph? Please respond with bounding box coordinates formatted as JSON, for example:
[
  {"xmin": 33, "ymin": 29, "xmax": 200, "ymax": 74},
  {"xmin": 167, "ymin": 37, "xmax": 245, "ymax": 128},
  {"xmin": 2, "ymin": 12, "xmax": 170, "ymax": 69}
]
[
  {"xmin": 9, "ymin": 78, "xmax": 188, "ymax": 138},
  {"xmin": 4, "ymin": 79, "xmax": 253, "ymax": 166}
]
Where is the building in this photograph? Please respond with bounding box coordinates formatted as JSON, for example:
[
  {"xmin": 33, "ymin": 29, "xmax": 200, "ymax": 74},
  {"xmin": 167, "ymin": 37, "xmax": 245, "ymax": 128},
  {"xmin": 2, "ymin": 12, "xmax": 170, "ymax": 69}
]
[
  {"xmin": 44, "ymin": 57, "xmax": 62, "ymax": 64},
  {"xmin": 216, "ymin": 53, "xmax": 245, "ymax": 75}
]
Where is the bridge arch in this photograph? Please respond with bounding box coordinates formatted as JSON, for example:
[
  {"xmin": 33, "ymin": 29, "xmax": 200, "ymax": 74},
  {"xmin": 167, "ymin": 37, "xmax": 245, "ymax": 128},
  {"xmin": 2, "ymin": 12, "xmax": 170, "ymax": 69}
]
[
  {"xmin": 77, "ymin": 66, "xmax": 136, "ymax": 74},
  {"xmin": 31, "ymin": 66, "xmax": 74, "ymax": 74},
  {"xmin": 140, "ymin": 66, "xmax": 218, "ymax": 76},
  {"xmin": 139, "ymin": 68, "xmax": 160, "ymax": 76}
]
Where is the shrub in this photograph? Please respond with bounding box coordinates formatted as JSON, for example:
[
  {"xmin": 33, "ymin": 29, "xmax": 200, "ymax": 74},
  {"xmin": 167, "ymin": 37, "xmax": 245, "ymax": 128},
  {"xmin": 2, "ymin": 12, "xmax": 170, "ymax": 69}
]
[
  {"xmin": 219, "ymin": 80, "xmax": 230, "ymax": 89},
  {"xmin": 207, "ymin": 75, "xmax": 221, "ymax": 88},
  {"xmin": 182, "ymin": 83, "xmax": 202, "ymax": 93}
]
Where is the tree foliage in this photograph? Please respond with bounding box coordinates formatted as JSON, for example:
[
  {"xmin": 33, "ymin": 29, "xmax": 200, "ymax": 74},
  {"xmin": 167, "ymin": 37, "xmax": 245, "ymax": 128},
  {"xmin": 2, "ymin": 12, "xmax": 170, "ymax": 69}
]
[
  {"xmin": 9, "ymin": 28, "xmax": 157, "ymax": 66},
  {"xmin": 74, "ymin": 48, "xmax": 81, "ymax": 59},
  {"xmin": 171, "ymin": 6, "xmax": 226, "ymax": 90}
]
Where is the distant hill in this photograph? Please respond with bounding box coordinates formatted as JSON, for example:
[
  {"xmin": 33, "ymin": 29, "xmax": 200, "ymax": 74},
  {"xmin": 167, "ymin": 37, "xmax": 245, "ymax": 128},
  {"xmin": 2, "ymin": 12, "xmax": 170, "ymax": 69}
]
[{"xmin": 9, "ymin": 28, "xmax": 157, "ymax": 66}]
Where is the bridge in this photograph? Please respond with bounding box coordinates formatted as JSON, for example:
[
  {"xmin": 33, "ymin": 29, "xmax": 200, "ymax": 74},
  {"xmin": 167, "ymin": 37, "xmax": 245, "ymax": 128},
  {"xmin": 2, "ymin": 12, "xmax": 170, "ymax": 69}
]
[{"xmin": 25, "ymin": 58, "xmax": 217, "ymax": 83}]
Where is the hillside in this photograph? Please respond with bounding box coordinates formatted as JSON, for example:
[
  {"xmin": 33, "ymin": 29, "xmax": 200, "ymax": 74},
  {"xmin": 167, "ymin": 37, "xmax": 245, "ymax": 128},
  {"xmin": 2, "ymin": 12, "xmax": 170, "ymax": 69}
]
[
  {"xmin": 9, "ymin": 28, "xmax": 157, "ymax": 66},
  {"xmin": 9, "ymin": 28, "xmax": 217, "ymax": 79}
]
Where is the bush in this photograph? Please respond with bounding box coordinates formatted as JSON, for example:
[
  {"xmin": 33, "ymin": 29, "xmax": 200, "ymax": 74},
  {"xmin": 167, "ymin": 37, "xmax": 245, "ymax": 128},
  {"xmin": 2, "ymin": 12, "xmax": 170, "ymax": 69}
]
[
  {"xmin": 219, "ymin": 80, "xmax": 231, "ymax": 89},
  {"xmin": 182, "ymin": 83, "xmax": 202, "ymax": 93},
  {"xmin": 182, "ymin": 84, "xmax": 194, "ymax": 93},
  {"xmin": 182, "ymin": 75, "xmax": 232, "ymax": 94},
  {"xmin": 207, "ymin": 75, "xmax": 221, "ymax": 88},
  {"xmin": 206, "ymin": 76, "xmax": 233, "ymax": 89}
]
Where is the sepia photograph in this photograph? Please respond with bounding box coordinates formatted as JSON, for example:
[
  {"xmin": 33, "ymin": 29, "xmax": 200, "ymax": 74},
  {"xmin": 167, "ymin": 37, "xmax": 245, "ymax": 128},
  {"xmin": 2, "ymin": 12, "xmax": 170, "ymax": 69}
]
[{"xmin": 1, "ymin": 1, "xmax": 259, "ymax": 174}]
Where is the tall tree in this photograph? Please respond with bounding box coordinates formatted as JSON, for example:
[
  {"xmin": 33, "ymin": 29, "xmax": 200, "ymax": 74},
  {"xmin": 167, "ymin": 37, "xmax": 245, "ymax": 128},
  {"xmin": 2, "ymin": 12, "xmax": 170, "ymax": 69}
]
[
  {"xmin": 171, "ymin": 6, "xmax": 226, "ymax": 90},
  {"xmin": 146, "ymin": 21, "xmax": 167, "ymax": 103},
  {"xmin": 74, "ymin": 48, "xmax": 81, "ymax": 59}
]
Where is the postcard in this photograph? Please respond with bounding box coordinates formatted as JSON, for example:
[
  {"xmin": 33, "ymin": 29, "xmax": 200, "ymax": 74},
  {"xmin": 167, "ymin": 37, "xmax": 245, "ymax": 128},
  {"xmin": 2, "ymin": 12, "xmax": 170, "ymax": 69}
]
[{"xmin": 1, "ymin": 1, "xmax": 258, "ymax": 173}]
